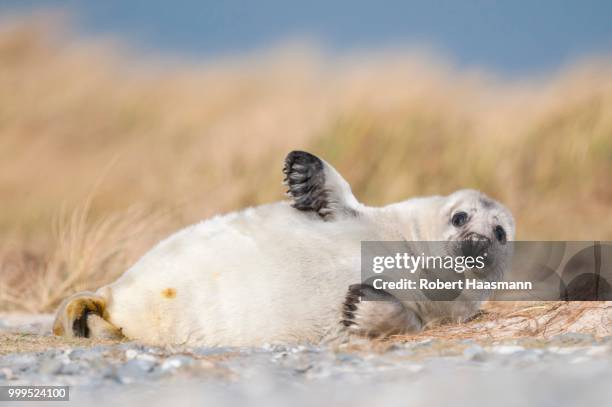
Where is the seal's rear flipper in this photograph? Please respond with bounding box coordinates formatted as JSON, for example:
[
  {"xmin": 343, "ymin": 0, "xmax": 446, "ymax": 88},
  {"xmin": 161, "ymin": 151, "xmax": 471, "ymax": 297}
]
[
  {"xmin": 53, "ymin": 292, "xmax": 123, "ymax": 340},
  {"xmin": 283, "ymin": 151, "xmax": 361, "ymax": 220}
]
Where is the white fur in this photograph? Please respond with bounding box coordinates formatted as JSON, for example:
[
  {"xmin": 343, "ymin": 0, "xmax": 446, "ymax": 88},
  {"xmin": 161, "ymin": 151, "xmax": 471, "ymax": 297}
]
[{"xmin": 90, "ymin": 158, "xmax": 515, "ymax": 347}]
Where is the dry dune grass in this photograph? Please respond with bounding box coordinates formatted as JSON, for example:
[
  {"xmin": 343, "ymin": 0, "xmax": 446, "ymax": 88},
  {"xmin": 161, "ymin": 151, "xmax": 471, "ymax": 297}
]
[
  {"xmin": 0, "ymin": 199, "xmax": 168, "ymax": 312},
  {"xmin": 0, "ymin": 14, "xmax": 611, "ymax": 316},
  {"xmin": 395, "ymin": 301, "xmax": 611, "ymax": 342}
]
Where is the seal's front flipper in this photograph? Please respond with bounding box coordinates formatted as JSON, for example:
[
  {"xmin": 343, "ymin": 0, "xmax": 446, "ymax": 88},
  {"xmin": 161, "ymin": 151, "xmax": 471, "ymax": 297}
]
[
  {"xmin": 341, "ymin": 284, "xmax": 423, "ymax": 338},
  {"xmin": 283, "ymin": 151, "xmax": 360, "ymax": 220},
  {"xmin": 53, "ymin": 291, "xmax": 123, "ymax": 340}
]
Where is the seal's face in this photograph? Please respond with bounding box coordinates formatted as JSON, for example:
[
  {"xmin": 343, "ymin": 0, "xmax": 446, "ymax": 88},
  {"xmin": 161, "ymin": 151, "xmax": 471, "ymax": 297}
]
[{"xmin": 440, "ymin": 189, "xmax": 515, "ymax": 275}]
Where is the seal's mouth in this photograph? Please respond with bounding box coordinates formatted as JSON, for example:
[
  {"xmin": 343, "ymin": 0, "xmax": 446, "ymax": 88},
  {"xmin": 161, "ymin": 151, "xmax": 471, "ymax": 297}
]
[
  {"xmin": 461, "ymin": 232, "xmax": 491, "ymax": 258},
  {"xmin": 447, "ymin": 234, "xmax": 497, "ymax": 270}
]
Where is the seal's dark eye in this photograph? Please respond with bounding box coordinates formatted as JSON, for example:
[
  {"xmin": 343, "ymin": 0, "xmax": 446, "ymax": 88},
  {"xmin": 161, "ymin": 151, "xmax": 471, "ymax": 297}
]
[
  {"xmin": 494, "ymin": 225, "xmax": 507, "ymax": 244},
  {"xmin": 451, "ymin": 211, "xmax": 468, "ymax": 227}
]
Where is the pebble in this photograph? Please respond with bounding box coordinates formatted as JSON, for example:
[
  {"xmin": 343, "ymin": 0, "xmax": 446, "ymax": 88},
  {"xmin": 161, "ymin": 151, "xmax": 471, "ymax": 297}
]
[
  {"xmin": 490, "ymin": 345, "xmax": 525, "ymax": 355},
  {"xmin": 404, "ymin": 364, "xmax": 424, "ymax": 373},
  {"xmin": 550, "ymin": 332, "xmax": 594, "ymax": 345},
  {"xmin": 136, "ymin": 353, "xmax": 158, "ymax": 363},
  {"xmin": 0, "ymin": 330, "xmax": 611, "ymax": 397},
  {"xmin": 335, "ymin": 353, "xmax": 361, "ymax": 363},
  {"xmin": 116, "ymin": 359, "xmax": 156, "ymax": 384},
  {"xmin": 463, "ymin": 345, "xmax": 487, "ymax": 362},
  {"xmin": 3, "ymin": 353, "xmax": 37, "ymax": 366},
  {"xmin": 193, "ymin": 347, "xmax": 234, "ymax": 357},
  {"xmin": 514, "ymin": 349, "xmax": 543, "ymax": 364},
  {"xmin": 586, "ymin": 346, "xmax": 610, "ymax": 356},
  {"xmin": 547, "ymin": 346, "xmax": 580, "ymax": 355},
  {"xmin": 60, "ymin": 363, "xmax": 83, "ymax": 375},
  {"xmin": 38, "ymin": 357, "xmax": 63, "ymax": 375},
  {"xmin": 0, "ymin": 368, "xmax": 14, "ymax": 380},
  {"xmin": 160, "ymin": 356, "xmax": 194, "ymax": 371},
  {"xmin": 413, "ymin": 339, "xmax": 435, "ymax": 349},
  {"xmin": 69, "ymin": 346, "xmax": 106, "ymax": 361}
]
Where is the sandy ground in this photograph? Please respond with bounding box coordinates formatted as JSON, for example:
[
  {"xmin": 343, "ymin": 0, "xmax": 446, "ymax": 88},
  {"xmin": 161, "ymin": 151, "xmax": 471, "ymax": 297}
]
[{"xmin": 0, "ymin": 304, "xmax": 611, "ymax": 406}]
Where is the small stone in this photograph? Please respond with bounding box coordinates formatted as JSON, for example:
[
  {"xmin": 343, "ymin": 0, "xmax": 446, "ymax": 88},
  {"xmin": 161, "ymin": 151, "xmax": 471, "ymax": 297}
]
[
  {"xmin": 125, "ymin": 349, "xmax": 138, "ymax": 359},
  {"xmin": 382, "ymin": 343, "xmax": 404, "ymax": 353},
  {"xmin": 261, "ymin": 343, "xmax": 288, "ymax": 352},
  {"xmin": 293, "ymin": 363, "xmax": 313, "ymax": 374},
  {"xmin": 586, "ymin": 346, "xmax": 610, "ymax": 356},
  {"xmin": 550, "ymin": 332, "xmax": 594, "ymax": 345},
  {"xmin": 0, "ymin": 368, "xmax": 14, "ymax": 380},
  {"xmin": 463, "ymin": 345, "xmax": 487, "ymax": 362},
  {"xmin": 570, "ymin": 356, "xmax": 589, "ymax": 364},
  {"xmin": 193, "ymin": 347, "xmax": 234, "ymax": 357},
  {"xmin": 160, "ymin": 355, "xmax": 194, "ymax": 371},
  {"xmin": 135, "ymin": 353, "xmax": 158, "ymax": 363},
  {"xmin": 272, "ymin": 351, "xmax": 289, "ymax": 360},
  {"xmin": 414, "ymin": 339, "xmax": 434, "ymax": 348},
  {"xmin": 547, "ymin": 346, "xmax": 580, "ymax": 355},
  {"xmin": 335, "ymin": 353, "xmax": 360, "ymax": 363},
  {"xmin": 38, "ymin": 358, "xmax": 63, "ymax": 375},
  {"xmin": 68, "ymin": 346, "xmax": 105, "ymax": 361},
  {"xmin": 3, "ymin": 354, "xmax": 37, "ymax": 366},
  {"xmin": 116, "ymin": 343, "xmax": 146, "ymax": 353},
  {"xmin": 198, "ymin": 359, "xmax": 216, "ymax": 369},
  {"xmin": 292, "ymin": 345, "xmax": 314, "ymax": 353},
  {"xmin": 405, "ymin": 364, "xmax": 424, "ymax": 373},
  {"xmin": 60, "ymin": 363, "xmax": 82, "ymax": 375},
  {"xmin": 116, "ymin": 359, "xmax": 156, "ymax": 383},
  {"xmin": 490, "ymin": 345, "xmax": 524, "ymax": 355},
  {"xmin": 515, "ymin": 349, "xmax": 543, "ymax": 363}
]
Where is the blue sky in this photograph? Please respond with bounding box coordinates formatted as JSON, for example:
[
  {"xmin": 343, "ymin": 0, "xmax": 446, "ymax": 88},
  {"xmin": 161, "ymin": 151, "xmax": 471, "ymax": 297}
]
[{"xmin": 2, "ymin": 0, "xmax": 612, "ymax": 74}]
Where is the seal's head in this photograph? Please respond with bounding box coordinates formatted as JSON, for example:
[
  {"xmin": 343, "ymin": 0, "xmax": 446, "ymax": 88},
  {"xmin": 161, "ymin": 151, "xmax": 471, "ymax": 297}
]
[
  {"xmin": 441, "ymin": 189, "xmax": 514, "ymax": 242},
  {"xmin": 439, "ymin": 189, "xmax": 515, "ymax": 274}
]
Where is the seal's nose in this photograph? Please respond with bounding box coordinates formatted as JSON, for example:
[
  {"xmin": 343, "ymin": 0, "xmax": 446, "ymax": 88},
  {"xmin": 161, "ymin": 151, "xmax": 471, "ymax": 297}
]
[{"xmin": 462, "ymin": 233, "xmax": 491, "ymax": 257}]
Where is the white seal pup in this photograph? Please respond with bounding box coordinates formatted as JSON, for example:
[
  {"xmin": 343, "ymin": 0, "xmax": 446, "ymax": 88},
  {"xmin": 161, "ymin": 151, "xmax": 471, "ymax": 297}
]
[{"xmin": 53, "ymin": 151, "xmax": 515, "ymax": 346}]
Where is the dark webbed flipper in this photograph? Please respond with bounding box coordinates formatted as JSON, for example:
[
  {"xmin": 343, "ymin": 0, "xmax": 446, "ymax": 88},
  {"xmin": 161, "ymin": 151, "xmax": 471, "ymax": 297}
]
[
  {"xmin": 53, "ymin": 292, "xmax": 123, "ymax": 340},
  {"xmin": 283, "ymin": 151, "xmax": 360, "ymax": 220},
  {"xmin": 283, "ymin": 151, "xmax": 328, "ymax": 216},
  {"xmin": 341, "ymin": 284, "xmax": 423, "ymax": 338}
]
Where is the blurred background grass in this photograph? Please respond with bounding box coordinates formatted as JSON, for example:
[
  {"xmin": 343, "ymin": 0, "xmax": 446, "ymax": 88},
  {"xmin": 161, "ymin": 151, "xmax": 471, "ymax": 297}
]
[{"xmin": 0, "ymin": 16, "xmax": 611, "ymax": 311}]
